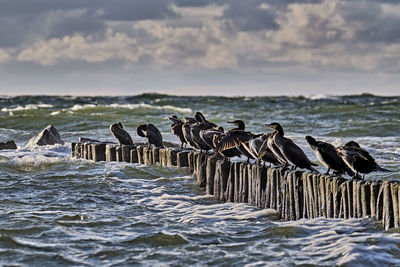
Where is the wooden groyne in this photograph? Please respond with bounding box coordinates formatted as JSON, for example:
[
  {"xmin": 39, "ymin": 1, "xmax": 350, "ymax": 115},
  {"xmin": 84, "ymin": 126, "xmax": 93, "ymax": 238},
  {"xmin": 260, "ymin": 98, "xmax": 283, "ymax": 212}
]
[{"xmin": 71, "ymin": 142, "xmax": 400, "ymax": 230}]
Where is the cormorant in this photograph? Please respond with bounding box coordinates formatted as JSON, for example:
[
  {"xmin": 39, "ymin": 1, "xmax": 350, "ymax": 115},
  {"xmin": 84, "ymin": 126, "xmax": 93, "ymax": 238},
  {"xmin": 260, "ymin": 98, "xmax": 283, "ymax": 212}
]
[
  {"xmin": 266, "ymin": 130, "xmax": 288, "ymax": 167},
  {"xmin": 336, "ymin": 141, "xmax": 391, "ymax": 179},
  {"xmin": 110, "ymin": 122, "xmax": 134, "ymax": 145},
  {"xmin": 212, "ymin": 133, "xmax": 242, "ymax": 160},
  {"xmin": 182, "ymin": 117, "xmax": 199, "ymax": 149},
  {"xmin": 169, "ymin": 115, "xmax": 186, "ymax": 148},
  {"xmin": 200, "ymin": 126, "xmax": 224, "ymax": 149},
  {"xmin": 190, "ymin": 112, "xmax": 217, "ymax": 151},
  {"xmin": 214, "ymin": 120, "xmax": 257, "ymax": 160},
  {"xmin": 265, "ymin": 122, "xmax": 317, "ymax": 172},
  {"xmin": 137, "ymin": 123, "xmax": 164, "ymax": 148},
  {"xmin": 249, "ymin": 133, "xmax": 280, "ymax": 167},
  {"xmin": 305, "ymin": 135, "xmax": 353, "ymax": 176}
]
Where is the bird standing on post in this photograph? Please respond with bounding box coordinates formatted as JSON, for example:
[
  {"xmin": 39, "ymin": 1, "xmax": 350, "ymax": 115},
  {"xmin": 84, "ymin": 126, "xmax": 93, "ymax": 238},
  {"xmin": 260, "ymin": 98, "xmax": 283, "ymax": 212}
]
[
  {"xmin": 110, "ymin": 122, "xmax": 134, "ymax": 145},
  {"xmin": 336, "ymin": 141, "xmax": 391, "ymax": 179},
  {"xmin": 137, "ymin": 123, "xmax": 164, "ymax": 148}
]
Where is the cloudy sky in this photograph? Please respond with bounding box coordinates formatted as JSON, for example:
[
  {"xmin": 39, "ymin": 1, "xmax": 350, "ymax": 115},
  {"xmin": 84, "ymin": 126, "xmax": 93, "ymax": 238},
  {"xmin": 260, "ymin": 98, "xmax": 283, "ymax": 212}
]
[{"xmin": 0, "ymin": 0, "xmax": 399, "ymax": 96}]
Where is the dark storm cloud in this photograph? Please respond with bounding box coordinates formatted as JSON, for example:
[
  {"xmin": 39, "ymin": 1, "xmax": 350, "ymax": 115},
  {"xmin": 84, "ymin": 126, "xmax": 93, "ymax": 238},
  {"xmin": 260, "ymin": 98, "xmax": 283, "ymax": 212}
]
[
  {"xmin": 0, "ymin": 0, "xmax": 176, "ymax": 47},
  {"xmin": 221, "ymin": 0, "xmax": 279, "ymax": 31}
]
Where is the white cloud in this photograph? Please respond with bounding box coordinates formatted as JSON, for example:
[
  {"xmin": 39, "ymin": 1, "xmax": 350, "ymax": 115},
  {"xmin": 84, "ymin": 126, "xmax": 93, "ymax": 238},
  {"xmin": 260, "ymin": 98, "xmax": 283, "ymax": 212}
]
[
  {"xmin": 17, "ymin": 29, "xmax": 139, "ymax": 65},
  {"xmin": 0, "ymin": 49, "xmax": 10, "ymax": 63}
]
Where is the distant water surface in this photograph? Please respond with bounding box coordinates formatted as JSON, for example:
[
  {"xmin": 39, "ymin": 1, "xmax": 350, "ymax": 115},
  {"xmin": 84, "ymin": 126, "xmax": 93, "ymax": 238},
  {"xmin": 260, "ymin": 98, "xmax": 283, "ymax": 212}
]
[{"xmin": 1, "ymin": 94, "xmax": 400, "ymax": 266}]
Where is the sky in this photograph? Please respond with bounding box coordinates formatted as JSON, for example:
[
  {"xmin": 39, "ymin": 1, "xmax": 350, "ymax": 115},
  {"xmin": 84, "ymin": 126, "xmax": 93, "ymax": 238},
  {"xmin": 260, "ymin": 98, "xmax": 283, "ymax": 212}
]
[{"xmin": 0, "ymin": 0, "xmax": 400, "ymax": 96}]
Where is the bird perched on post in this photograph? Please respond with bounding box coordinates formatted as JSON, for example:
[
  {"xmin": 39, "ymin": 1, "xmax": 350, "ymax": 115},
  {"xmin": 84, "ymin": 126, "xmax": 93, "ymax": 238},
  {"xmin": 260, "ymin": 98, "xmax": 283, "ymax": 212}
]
[
  {"xmin": 169, "ymin": 115, "xmax": 186, "ymax": 148},
  {"xmin": 137, "ymin": 123, "xmax": 164, "ymax": 148},
  {"xmin": 336, "ymin": 141, "xmax": 391, "ymax": 179},
  {"xmin": 214, "ymin": 120, "xmax": 257, "ymax": 161},
  {"xmin": 249, "ymin": 133, "xmax": 280, "ymax": 167},
  {"xmin": 305, "ymin": 135, "xmax": 353, "ymax": 176},
  {"xmin": 265, "ymin": 122, "xmax": 317, "ymax": 172},
  {"xmin": 109, "ymin": 122, "xmax": 134, "ymax": 145}
]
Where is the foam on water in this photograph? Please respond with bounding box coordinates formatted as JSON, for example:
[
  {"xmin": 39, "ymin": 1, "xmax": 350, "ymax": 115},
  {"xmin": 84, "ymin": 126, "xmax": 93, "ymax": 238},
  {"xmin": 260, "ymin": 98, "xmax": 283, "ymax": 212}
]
[{"xmin": 1, "ymin": 103, "xmax": 54, "ymax": 112}]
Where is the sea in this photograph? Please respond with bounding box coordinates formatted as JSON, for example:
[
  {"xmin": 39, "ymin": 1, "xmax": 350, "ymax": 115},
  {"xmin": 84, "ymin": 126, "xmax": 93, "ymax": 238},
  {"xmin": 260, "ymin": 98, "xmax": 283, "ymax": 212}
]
[{"xmin": 1, "ymin": 93, "xmax": 400, "ymax": 266}]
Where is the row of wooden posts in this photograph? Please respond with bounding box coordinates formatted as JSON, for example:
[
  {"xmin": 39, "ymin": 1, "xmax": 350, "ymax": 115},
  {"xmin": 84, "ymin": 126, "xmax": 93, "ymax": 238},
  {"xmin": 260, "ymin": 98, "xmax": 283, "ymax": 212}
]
[{"xmin": 71, "ymin": 142, "xmax": 400, "ymax": 230}]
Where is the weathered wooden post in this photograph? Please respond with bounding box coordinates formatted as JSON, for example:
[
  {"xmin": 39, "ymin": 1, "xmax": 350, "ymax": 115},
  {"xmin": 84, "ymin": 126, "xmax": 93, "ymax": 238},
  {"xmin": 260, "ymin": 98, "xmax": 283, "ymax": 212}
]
[
  {"xmin": 177, "ymin": 151, "xmax": 190, "ymax": 168},
  {"xmin": 105, "ymin": 144, "xmax": 116, "ymax": 162},
  {"xmin": 91, "ymin": 143, "xmax": 106, "ymax": 162},
  {"xmin": 122, "ymin": 145, "xmax": 134, "ymax": 163},
  {"xmin": 205, "ymin": 156, "xmax": 218, "ymax": 195}
]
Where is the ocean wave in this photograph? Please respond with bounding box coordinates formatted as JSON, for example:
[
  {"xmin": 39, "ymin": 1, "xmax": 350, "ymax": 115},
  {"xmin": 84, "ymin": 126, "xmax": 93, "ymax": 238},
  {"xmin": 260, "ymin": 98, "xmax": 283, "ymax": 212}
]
[
  {"xmin": 65, "ymin": 103, "xmax": 192, "ymax": 113},
  {"xmin": 307, "ymin": 94, "xmax": 339, "ymax": 100},
  {"xmin": 1, "ymin": 104, "xmax": 54, "ymax": 112}
]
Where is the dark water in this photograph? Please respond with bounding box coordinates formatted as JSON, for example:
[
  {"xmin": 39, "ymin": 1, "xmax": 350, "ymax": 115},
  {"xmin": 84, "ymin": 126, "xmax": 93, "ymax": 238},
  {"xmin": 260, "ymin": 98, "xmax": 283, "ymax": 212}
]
[{"xmin": 1, "ymin": 94, "xmax": 400, "ymax": 266}]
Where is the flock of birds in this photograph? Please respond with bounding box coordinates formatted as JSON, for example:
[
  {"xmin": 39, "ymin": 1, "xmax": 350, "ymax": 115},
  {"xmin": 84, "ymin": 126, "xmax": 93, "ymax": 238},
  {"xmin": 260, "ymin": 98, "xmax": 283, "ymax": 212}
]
[{"xmin": 109, "ymin": 112, "xmax": 391, "ymax": 179}]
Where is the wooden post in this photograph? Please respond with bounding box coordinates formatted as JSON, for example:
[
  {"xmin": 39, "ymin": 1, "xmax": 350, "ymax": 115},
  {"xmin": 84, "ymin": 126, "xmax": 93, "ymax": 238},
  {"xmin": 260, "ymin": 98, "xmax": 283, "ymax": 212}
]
[
  {"xmin": 383, "ymin": 181, "xmax": 393, "ymax": 230},
  {"xmin": 293, "ymin": 171, "xmax": 303, "ymax": 220},
  {"xmin": 370, "ymin": 182, "xmax": 379, "ymax": 219},
  {"xmin": 225, "ymin": 162, "xmax": 235, "ymax": 202},
  {"xmin": 91, "ymin": 143, "xmax": 106, "ymax": 162},
  {"xmin": 233, "ymin": 162, "xmax": 241, "ymax": 203},
  {"xmin": 106, "ymin": 144, "xmax": 116, "ymax": 162},
  {"xmin": 130, "ymin": 148, "xmax": 138, "ymax": 163},
  {"xmin": 116, "ymin": 146, "xmax": 122, "ymax": 162},
  {"xmin": 318, "ymin": 175, "xmax": 327, "ymax": 218},
  {"xmin": 390, "ymin": 183, "xmax": 399, "ymax": 228},
  {"xmin": 122, "ymin": 145, "xmax": 134, "ymax": 163},
  {"xmin": 265, "ymin": 168, "xmax": 273, "ymax": 209},
  {"xmin": 152, "ymin": 148, "xmax": 160, "ymax": 164},
  {"xmin": 167, "ymin": 149, "xmax": 179, "ymax": 167},
  {"xmin": 188, "ymin": 152, "xmax": 195, "ymax": 174},
  {"xmin": 257, "ymin": 165, "xmax": 267, "ymax": 208},
  {"xmin": 205, "ymin": 156, "xmax": 218, "ymax": 195},
  {"xmin": 240, "ymin": 162, "xmax": 249, "ymax": 203},
  {"xmin": 376, "ymin": 183, "xmax": 384, "ymax": 221},
  {"xmin": 136, "ymin": 146, "xmax": 144, "ymax": 164},
  {"xmin": 177, "ymin": 151, "xmax": 189, "ymax": 168},
  {"xmin": 196, "ymin": 153, "xmax": 207, "ymax": 187},
  {"xmin": 361, "ymin": 182, "xmax": 371, "ymax": 218}
]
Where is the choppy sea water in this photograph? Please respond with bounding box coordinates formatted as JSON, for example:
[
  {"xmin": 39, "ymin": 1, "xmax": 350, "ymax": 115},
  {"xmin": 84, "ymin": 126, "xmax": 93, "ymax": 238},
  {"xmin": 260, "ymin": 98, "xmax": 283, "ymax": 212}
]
[{"xmin": 1, "ymin": 94, "xmax": 400, "ymax": 266}]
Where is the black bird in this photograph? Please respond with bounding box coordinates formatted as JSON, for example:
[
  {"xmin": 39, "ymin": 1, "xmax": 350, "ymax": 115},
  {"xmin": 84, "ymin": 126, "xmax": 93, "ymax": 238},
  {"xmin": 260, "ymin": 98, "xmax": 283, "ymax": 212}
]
[
  {"xmin": 214, "ymin": 120, "xmax": 257, "ymax": 160},
  {"xmin": 137, "ymin": 123, "xmax": 164, "ymax": 148},
  {"xmin": 182, "ymin": 117, "xmax": 199, "ymax": 149},
  {"xmin": 212, "ymin": 134, "xmax": 241, "ymax": 160},
  {"xmin": 306, "ymin": 135, "xmax": 353, "ymax": 176},
  {"xmin": 200, "ymin": 126, "xmax": 224, "ymax": 149},
  {"xmin": 266, "ymin": 130, "xmax": 288, "ymax": 167},
  {"xmin": 265, "ymin": 122, "xmax": 317, "ymax": 172},
  {"xmin": 169, "ymin": 115, "xmax": 186, "ymax": 148},
  {"xmin": 249, "ymin": 133, "xmax": 280, "ymax": 167},
  {"xmin": 110, "ymin": 122, "xmax": 134, "ymax": 145},
  {"xmin": 336, "ymin": 141, "xmax": 391, "ymax": 179},
  {"xmin": 190, "ymin": 112, "xmax": 217, "ymax": 151}
]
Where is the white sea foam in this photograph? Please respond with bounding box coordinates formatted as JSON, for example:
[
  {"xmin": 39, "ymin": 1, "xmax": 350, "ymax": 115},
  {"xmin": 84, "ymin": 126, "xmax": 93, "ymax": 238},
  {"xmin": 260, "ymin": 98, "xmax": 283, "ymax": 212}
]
[
  {"xmin": 1, "ymin": 104, "xmax": 53, "ymax": 112},
  {"xmin": 308, "ymin": 94, "xmax": 339, "ymax": 100},
  {"xmin": 70, "ymin": 104, "xmax": 97, "ymax": 111},
  {"xmin": 278, "ymin": 218, "xmax": 400, "ymax": 266},
  {"xmin": 64, "ymin": 103, "xmax": 192, "ymax": 113}
]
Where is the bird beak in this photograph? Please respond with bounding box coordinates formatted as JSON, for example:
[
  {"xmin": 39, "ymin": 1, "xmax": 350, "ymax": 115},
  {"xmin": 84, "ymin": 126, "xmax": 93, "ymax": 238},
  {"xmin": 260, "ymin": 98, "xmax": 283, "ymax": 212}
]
[
  {"xmin": 227, "ymin": 121, "xmax": 234, "ymax": 123},
  {"xmin": 264, "ymin": 123, "xmax": 273, "ymax": 128}
]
